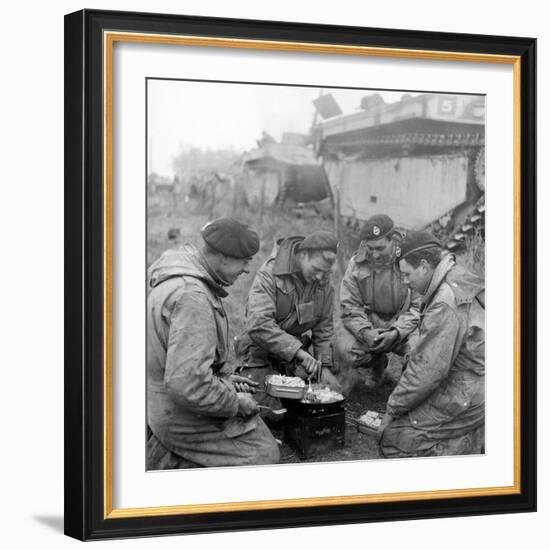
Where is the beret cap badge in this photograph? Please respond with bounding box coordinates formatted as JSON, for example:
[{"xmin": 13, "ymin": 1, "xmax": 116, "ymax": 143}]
[{"xmin": 359, "ymin": 214, "xmax": 394, "ymax": 242}]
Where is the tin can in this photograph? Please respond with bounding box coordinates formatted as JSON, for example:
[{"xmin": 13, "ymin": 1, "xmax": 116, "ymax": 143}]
[{"xmin": 356, "ymin": 410, "xmax": 383, "ymax": 435}]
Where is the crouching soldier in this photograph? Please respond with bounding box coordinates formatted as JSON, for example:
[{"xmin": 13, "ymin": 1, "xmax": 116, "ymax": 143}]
[
  {"xmin": 335, "ymin": 215, "xmax": 421, "ymax": 389},
  {"xmin": 234, "ymin": 231, "xmax": 342, "ymax": 420},
  {"xmin": 377, "ymin": 230, "xmax": 485, "ymax": 458},
  {"xmin": 147, "ymin": 218, "xmax": 280, "ymax": 468}
]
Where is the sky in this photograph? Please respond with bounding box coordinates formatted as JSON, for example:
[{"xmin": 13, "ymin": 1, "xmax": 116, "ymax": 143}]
[{"xmin": 147, "ymin": 80, "xmax": 413, "ymax": 178}]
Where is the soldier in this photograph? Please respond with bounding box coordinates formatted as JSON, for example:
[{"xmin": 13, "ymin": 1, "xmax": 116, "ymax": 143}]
[
  {"xmin": 147, "ymin": 218, "xmax": 280, "ymax": 468},
  {"xmin": 335, "ymin": 214, "xmax": 421, "ymax": 389},
  {"xmin": 378, "ymin": 231, "xmax": 485, "ymax": 457},
  {"xmin": 235, "ymin": 231, "xmax": 342, "ymax": 420}
]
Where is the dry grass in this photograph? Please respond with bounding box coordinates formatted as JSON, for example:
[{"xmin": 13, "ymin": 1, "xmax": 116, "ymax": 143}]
[{"xmin": 455, "ymin": 229, "xmax": 485, "ymax": 277}]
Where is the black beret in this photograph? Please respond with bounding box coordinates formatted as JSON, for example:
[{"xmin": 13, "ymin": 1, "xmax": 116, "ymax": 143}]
[
  {"xmin": 360, "ymin": 214, "xmax": 395, "ymax": 241},
  {"xmin": 201, "ymin": 218, "xmax": 260, "ymax": 258},
  {"xmin": 298, "ymin": 230, "xmax": 338, "ymax": 253},
  {"xmin": 397, "ymin": 230, "xmax": 441, "ymax": 260}
]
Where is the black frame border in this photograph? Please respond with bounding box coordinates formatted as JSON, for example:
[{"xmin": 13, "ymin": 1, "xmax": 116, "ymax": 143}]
[{"xmin": 64, "ymin": 9, "xmax": 536, "ymax": 541}]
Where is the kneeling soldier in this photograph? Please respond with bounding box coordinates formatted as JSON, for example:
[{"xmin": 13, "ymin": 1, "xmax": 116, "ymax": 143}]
[
  {"xmin": 335, "ymin": 214, "xmax": 421, "ymax": 389},
  {"xmin": 235, "ymin": 231, "xmax": 342, "ymax": 420},
  {"xmin": 147, "ymin": 218, "xmax": 280, "ymax": 468},
  {"xmin": 377, "ymin": 231, "xmax": 485, "ymax": 457}
]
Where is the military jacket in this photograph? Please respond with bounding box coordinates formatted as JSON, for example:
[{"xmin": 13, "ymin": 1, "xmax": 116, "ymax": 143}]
[
  {"xmin": 147, "ymin": 245, "xmax": 240, "ymax": 450},
  {"xmin": 243, "ymin": 236, "xmax": 335, "ymax": 367},
  {"xmin": 386, "ymin": 254, "xmax": 485, "ymax": 434},
  {"xmin": 340, "ymin": 243, "xmax": 421, "ymax": 341}
]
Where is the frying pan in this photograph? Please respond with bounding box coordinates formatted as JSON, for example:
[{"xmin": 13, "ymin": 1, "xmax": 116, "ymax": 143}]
[{"xmin": 282, "ymin": 383, "xmax": 345, "ymax": 415}]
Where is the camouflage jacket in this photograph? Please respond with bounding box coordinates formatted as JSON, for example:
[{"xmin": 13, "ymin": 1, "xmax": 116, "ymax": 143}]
[
  {"xmin": 241, "ymin": 236, "xmax": 335, "ymax": 367},
  {"xmin": 386, "ymin": 254, "xmax": 485, "ymax": 432},
  {"xmin": 340, "ymin": 243, "xmax": 421, "ymax": 341}
]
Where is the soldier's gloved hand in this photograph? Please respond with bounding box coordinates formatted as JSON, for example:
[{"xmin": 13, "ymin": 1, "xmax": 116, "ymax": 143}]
[
  {"xmin": 230, "ymin": 374, "xmax": 259, "ymax": 394},
  {"xmin": 359, "ymin": 328, "xmax": 381, "ymax": 349},
  {"xmin": 295, "ymin": 349, "xmax": 321, "ymax": 376},
  {"xmin": 237, "ymin": 392, "xmax": 259, "ymax": 417},
  {"xmin": 370, "ymin": 328, "xmax": 399, "ymax": 353}
]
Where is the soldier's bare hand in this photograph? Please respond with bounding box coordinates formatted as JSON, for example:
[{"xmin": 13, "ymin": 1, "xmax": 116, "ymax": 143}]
[
  {"xmin": 230, "ymin": 374, "xmax": 258, "ymax": 393},
  {"xmin": 376, "ymin": 411, "xmax": 394, "ymax": 442},
  {"xmin": 370, "ymin": 329, "xmax": 399, "ymax": 353},
  {"xmin": 319, "ymin": 368, "xmax": 343, "ymax": 394},
  {"xmin": 360, "ymin": 329, "xmax": 381, "ymax": 349},
  {"xmin": 237, "ymin": 392, "xmax": 259, "ymax": 417},
  {"xmin": 295, "ymin": 349, "xmax": 320, "ymax": 376}
]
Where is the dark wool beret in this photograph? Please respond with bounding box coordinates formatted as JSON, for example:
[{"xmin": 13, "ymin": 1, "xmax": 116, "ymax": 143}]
[
  {"xmin": 360, "ymin": 214, "xmax": 395, "ymax": 241},
  {"xmin": 397, "ymin": 230, "xmax": 441, "ymax": 260},
  {"xmin": 201, "ymin": 218, "xmax": 260, "ymax": 258},
  {"xmin": 299, "ymin": 230, "xmax": 338, "ymax": 253}
]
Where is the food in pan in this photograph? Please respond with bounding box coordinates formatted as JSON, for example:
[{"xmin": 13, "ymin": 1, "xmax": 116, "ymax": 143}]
[
  {"xmin": 267, "ymin": 375, "xmax": 305, "ymax": 387},
  {"xmin": 301, "ymin": 385, "xmax": 344, "ymax": 404}
]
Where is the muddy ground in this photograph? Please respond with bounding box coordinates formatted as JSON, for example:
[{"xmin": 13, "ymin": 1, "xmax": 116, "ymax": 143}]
[{"xmin": 272, "ymin": 357, "xmax": 403, "ymax": 464}]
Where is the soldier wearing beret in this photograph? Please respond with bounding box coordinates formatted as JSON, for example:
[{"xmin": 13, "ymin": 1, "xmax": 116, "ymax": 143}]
[
  {"xmin": 147, "ymin": 217, "xmax": 280, "ymax": 468},
  {"xmin": 377, "ymin": 230, "xmax": 485, "ymax": 458},
  {"xmin": 335, "ymin": 214, "xmax": 421, "ymax": 389},
  {"xmin": 235, "ymin": 230, "xmax": 342, "ymax": 421}
]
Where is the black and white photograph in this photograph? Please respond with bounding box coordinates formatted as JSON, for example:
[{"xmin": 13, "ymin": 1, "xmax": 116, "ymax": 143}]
[
  {"xmin": 58, "ymin": 5, "xmax": 537, "ymax": 543},
  {"xmin": 146, "ymin": 80, "xmax": 486, "ymax": 470}
]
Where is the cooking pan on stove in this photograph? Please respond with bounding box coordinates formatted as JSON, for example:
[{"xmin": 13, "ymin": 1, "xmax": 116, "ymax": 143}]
[{"xmin": 282, "ymin": 383, "xmax": 345, "ymax": 414}]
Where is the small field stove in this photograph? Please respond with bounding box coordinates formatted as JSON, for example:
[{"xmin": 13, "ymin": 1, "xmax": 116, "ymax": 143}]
[{"xmin": 282, "ymin": 397, "xmax": 346, "ymax": 459}]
